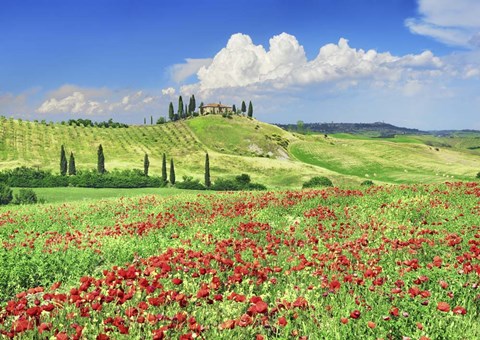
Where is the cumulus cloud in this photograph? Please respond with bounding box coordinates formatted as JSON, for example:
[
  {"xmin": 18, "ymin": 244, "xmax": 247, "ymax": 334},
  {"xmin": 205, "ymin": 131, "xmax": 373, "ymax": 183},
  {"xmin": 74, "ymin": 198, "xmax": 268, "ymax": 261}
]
[
  {"xmin": 406, "ymin": 0, "xmax": 480, "ymax": 48},
  {"xmin": 181, "ymin": 32, "xmax": 447, "ymax": 98},
  {"xmin": 170, "ymin": 58, "xmax": 213, "ymax": 83},
  {"xmin": 161, "ymin": 87, "xmax": 176, "ymax": 96},
  {"xmin": 36, "ymin": 86, "xmax": 175, "ymax": 115}
]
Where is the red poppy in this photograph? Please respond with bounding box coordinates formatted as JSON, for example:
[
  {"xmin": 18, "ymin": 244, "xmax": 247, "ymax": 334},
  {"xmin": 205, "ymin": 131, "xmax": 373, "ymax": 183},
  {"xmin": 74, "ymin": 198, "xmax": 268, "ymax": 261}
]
[
  {"xmin": 437, "ymin": 302, "xmax": 450, "ymax": 312},
  {"xmin": 350, "ymin": 310, "xmax": 361, "ymax": 319},
  {"xmin": 452, "ymin": 306, "xmax": 467, "ymax": 315}
]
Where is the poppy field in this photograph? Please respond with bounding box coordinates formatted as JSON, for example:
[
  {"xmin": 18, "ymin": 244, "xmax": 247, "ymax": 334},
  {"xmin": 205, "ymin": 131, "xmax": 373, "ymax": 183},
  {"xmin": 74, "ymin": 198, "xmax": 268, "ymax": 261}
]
[{"xmin": 1, "ymin": 182, "xmax": 480, "ymax": 339}]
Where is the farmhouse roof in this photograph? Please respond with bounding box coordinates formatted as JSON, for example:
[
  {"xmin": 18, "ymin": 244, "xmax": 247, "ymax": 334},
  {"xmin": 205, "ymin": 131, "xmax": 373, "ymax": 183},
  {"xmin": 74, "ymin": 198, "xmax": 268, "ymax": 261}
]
[{"xmin": 201, "ymin": 103, "xmax": 232, "ymax": 108}]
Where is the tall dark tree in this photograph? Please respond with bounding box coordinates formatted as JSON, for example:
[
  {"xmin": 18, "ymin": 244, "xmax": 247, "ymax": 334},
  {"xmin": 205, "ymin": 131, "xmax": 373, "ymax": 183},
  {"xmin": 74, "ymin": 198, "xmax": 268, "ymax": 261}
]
[
  {"xmin": 144, "ymin": 153, "xmax": 150, "ymax": 176},
  {"xmin": 190, "ymin": 94, "xmax": 197, "ymax": 112},
  {"xmin": 185, "ymin": 104, "xmax": 188, "ymax": 118},
  {"xmin": 241, "ymin": 101, "xmax": 246, "ymax": 113},
  {"xmin": 178, "ymin": 96, "xmax": 184, "ymax": 119},
  {"xmin": 247, "ymin": 101, "xmax": 253, "ymax": 118},
  {"xmin": 60, "ymin": 145, "xmax": 67, "ymax": 176},
  {"xmin": 199, "ymin": 102, "xmax": 204, "ymax": 115},
  {"xmin": 232, "ymin": 104, "xmax": 237, "ymax": 113},
  {"xmin": 68, "ymin": 152, "xmax": 76, "ymax": 175},
  {"xmin": 204, "ymin": 153, "xmax": 211, "ymax": 188},
  {"xmin": 170, "ymin": 159, "xmax": 176, "ymax": 185},
  {"xmin": 97, "ymin": 144, "xmax": 106, "ymax": 174},
  {"xmin": 150, "ymin": 116, "xmax": 153, "ymax": 125},
  {"xmin": 144, "ymin": 117, "xmax": 146, "ymax": 125},
  {"xmin": 168, "ymin": 102, "xmax": 175, "ymax": 121},
  {"xmin": 162, "ymin": 153, "xmax": 167, "ymax": 183}
]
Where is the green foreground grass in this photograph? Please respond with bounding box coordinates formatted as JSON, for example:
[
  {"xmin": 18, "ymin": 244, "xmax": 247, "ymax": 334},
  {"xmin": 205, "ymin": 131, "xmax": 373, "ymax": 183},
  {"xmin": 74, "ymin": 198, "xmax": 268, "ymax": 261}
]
[
  {"xmin": 1, "ymin": 183, "xmax": 480, "ymax": 339},
  {"xmin": 12, "ymin": 187, "xmax": 204, "ymax": 203}
]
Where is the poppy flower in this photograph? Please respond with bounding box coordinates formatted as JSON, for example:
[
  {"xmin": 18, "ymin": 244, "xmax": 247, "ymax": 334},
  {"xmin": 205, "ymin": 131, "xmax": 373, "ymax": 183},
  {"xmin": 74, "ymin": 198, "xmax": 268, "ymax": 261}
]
[{"xmin": 437, "ymin": 302, "xmax": 450, "ymax": 312}]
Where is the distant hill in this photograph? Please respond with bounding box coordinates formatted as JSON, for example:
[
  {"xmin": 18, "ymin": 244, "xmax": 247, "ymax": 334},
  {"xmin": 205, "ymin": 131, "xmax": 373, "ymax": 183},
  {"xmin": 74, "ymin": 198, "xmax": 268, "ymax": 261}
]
[
  {"xmin": 275, "ymin": 122, "xmax": 426, "ymax": 136},
  {"xmin": 1, "ymin": 115, "xmax": 479, "ymax": 187}
]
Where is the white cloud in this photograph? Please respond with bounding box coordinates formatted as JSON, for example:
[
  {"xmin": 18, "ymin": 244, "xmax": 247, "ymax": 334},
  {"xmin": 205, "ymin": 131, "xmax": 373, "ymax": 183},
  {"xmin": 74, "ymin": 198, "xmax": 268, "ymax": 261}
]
[
  {"xmin": 406, "ymin": 0, "xmax": 480, "ymax": 48},
  {"xmin": 170, "ymin": 58, "xmax": 213, "ymax": 83},
  {"xmin": 181, "ymin": 33, "xmax": 447, "ymax": 98},
  {"xmin": 161, "ymin": 87, "xmax": 176, "ymax": 96},
  {"xmin": 37, "ymin": 91, "xmax": 104, "ymax": 115}
]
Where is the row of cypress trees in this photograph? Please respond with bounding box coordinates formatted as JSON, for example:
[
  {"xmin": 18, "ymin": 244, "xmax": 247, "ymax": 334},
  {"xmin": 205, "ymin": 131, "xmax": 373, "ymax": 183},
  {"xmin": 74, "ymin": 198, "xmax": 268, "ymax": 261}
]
[
  {"xmin": 60, "ymin": 145, "xmax": 76, "ymax": 176},
  {"xmin": 60, "ymin": 145, "xmax": 213, "ymax": 187}
]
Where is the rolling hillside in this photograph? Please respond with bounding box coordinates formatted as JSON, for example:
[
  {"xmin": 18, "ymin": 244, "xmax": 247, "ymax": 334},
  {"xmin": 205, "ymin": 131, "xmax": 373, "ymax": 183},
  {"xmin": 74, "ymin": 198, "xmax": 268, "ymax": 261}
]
[{"xmin": 0, "ymin": 115, "xmax": 479, "ymax": 188}]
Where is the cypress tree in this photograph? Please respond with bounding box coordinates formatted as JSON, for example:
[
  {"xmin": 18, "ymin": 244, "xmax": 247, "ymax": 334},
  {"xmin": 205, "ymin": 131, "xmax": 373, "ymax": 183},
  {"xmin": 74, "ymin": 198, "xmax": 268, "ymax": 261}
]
[
  {"xmin": 97, "ymin": 144, "xmax": 106, "ymax": 174},
  {"xmin": 168, "ymin": 102, "xmax": 175, "ymax": 121},
  {"xmin": 178, "ymin": 96, "xmax": 184, "ymax": 119},
  {"xmin": 199, "ymin": 102, "xmax": 204, "ymax": 115},
  {"xmin": 191, "ymin": 95, "xmax": 196, "ymax": 113},
  {"xmin": 162, "ymin": 153, "xmax": 167, "ymax": 183},
  {"xmin": 204, "ymin": 153, "xmax": 211, "ymax": 188},
  {"xmin": 170, "ymin": 158, "xmax": 176, "ymax": 185},
  {"xmin": 185, "ymin": 104, "xmax": 188, "ymax": 118},
  {"xmin": 150, "ymin": 116, "xmax": 153, "ymax": 125},
  {"xmin": 60, "ymin": 145, "xmax": 67, "ymax": 176},
  {"xmin": 144, "ymin": 153, "xmax": 150, "ymax": 176},
  {"xmin": 241, "ymin": 101, "xmax": 246, "ymax": 113},
  {"xmin": 144, "ymin": 117, "xmax": 146, "ymax": 125},
  {"xmin": 232, "ymin": 104, "xmax": 237, "ymax": 113},
  {"xmin": 248, "ymin": 101, "xmax": 253, "ymax": 118},
  {"xmin": 68, "ymin": 152, "xmax": 76, "ymax": 175}
]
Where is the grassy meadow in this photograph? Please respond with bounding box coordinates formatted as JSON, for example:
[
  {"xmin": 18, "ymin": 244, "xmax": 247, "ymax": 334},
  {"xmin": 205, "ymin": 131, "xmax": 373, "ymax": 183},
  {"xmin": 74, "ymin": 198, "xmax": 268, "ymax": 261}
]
[
  {"xmin": 1, "ymin": 183, "xmax": 480, "ymax": 339},
  {"xmin": 1, "ymin": 115, "xmax": 480, "ymax": 190}
]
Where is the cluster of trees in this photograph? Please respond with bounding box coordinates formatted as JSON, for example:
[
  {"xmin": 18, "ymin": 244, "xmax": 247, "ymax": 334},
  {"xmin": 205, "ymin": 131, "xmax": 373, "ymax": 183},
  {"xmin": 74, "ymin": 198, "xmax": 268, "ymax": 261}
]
[
  {"xmin": 159, "ymin": 95, "xmax": 254, "ymax": 124},
  {"xmin": 63, "ymin": 118, "xmax": 129, "ymax": 128},
  {"xmin": 167, "ymin": 95, "xmax": 198, "ymax": 122},
  {"xmin": 0, "ymin": 184, "xmax": 39, "ymax": 206}
]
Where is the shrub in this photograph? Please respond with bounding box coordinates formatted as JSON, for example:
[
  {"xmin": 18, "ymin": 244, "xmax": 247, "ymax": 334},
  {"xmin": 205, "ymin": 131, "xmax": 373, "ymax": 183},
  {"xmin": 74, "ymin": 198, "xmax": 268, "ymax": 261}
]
[
  {"xmin": 0, "ymin": 183, "xmax": 13, "ymax": 205},
  {"xmin": 361, "ymin": 180, "xmax": 374, "ymax": 186},
  {"xmin": 175, "ymin": 176, "xmax": 206, "ymax": 190},
  {"xmin": 13, "ymin": 189, "xmax": 38, "ymax": 204},
  {"xmin": 477, "ymin": 172, "xmax": 480, "ymax": 179},
  {"xmin": 211, "ymin": 174, "xmax": 266, "ymax": 191},
  {"xmin": 302, "ymin": 176, "xmax": 333, "ymax": 189}
]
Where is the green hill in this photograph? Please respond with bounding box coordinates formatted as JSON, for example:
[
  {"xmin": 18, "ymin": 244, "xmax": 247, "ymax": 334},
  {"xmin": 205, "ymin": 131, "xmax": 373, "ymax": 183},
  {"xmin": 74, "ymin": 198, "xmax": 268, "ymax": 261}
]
[{"xmin": 0, "ymin": 115, "xmax": 479, "ymax": 188}]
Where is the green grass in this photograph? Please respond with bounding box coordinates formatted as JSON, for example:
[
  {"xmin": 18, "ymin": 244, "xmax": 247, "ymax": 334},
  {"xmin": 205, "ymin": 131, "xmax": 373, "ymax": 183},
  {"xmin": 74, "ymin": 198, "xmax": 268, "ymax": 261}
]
[
  {"xmin": 1, "ymin": 116, "xmax": 480, "ymax": 189},
  {"xmin": 290, "ymin": 135, "xmax": 480, "ymax": 183},
  {"xmin": 1, "ymin": 183, "xmax": 480, "ymax": 338},
  {"xmin": 12, "ymin": 187, "xmax": 204, "ymax": 203}
]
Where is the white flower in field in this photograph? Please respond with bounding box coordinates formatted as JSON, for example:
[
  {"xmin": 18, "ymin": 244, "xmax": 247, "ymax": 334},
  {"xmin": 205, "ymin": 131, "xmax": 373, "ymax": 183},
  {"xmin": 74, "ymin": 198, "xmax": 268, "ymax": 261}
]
[
  {"xmin": 373, "ymin": 173, "xmax": 377, "ymax": 177},
  {"xmin": 404, "ymin": 169, "xmax": 408, "ymax": 172},
  {"xmin": 365, "ymin": 174, "xmax": 369, "ymax": 177}
]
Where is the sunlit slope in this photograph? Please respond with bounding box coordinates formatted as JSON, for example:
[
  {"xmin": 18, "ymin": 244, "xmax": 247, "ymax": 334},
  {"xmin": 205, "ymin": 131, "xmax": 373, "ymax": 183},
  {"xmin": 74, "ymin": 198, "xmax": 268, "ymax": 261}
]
[
  {"xmin": 186, "ymin": 115, "xmax": 295, "ymax": 158},
  {"xmin": 290, "ymin": 135, "xmax": 480, "ymax": 183}
]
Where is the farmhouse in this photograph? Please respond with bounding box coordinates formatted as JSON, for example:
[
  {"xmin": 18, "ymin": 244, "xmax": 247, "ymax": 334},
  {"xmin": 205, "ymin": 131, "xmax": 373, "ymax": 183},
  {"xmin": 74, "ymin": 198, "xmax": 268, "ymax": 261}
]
[{"xmin": 200, "ymin": 103, "xmax": 232, "ymax": 115}]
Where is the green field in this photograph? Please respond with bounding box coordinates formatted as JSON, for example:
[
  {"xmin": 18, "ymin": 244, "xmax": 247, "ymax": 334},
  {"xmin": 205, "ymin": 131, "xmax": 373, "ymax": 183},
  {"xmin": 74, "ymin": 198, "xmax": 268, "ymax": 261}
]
[
  {"xmin": 1, "ymin": 183, "xmax": 480, "ymax": 338},
  {"xmin": 1, "ymin": 115, "xmax": 479, "ymax": 189}
]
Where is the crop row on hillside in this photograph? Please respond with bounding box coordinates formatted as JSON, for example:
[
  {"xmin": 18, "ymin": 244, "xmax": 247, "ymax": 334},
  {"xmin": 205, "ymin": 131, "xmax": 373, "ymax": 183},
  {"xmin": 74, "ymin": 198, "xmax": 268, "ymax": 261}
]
[{"xmin": 1, "ymin": 183, "xmax": 480, "ymax": 338}]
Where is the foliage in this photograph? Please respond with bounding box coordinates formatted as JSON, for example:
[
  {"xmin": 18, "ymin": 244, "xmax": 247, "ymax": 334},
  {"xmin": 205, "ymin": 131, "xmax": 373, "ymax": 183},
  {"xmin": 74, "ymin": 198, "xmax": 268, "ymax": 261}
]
[
  {"xmin": 69, "ymin": 170, "xmax": 164, "ymax": 188},
  {"xmin": 241, "ymin": 100, "xmax": 246, "ymax": 113},
  {"xmin": 175, "ymin": 176, "xmax": 206, "ymax": 190},
  {"xmin": 97, "ymin": 144, "xmax": 106, "ymax": 174},
  {"xmin": 67, "ymin": 118, "xmax": 128, "ymax": 128},
  {"xmin": 143, "ymin": 154, "xmax": 149, "ymax": 177},
  {"xmin": 204, "ymin": 153, "xmax": 211, "ymax": 188},
  {"xmin": 302, "ymin": 176, "xmax": 334, "ymax": 188},
  {"xmin": 247, "ymin": 100, "xmax": 253, "ymax": 118},
  {"xmin": 211, "ymin": 173, "xmax": 266, "ymax": 191},
  {"xmin": 0, "ymin": 183, "xmax": 13, "ymax": 205},
  {"xmin": 68, "ymin": 152, "xmax": 76, "ymax": 176},
  {"xmin": 361, "ymin": 180, "xmax": 374, "ymax": 186},
  {"xmin": 178, "ymin": 96, "xmax": 184, "ymax": 119},
  {"xmin": 0, "ymin": 167, "xmax": 68, "ymax": 187},
  {"xmin": 170, "ymin": 159, "xmax": 176, "ymax": 185},
  {"xmin": 168, "ymin": 102, "xmax": 175, "ymax": 121},
  {"xmin": 13, "ymin": 188, "xmax": 38, "ymax": 205},
  {"xmin": 156, "ymin": 117, "xmax": 166, "ymax": 124},
  {"xmin": 60, "ymin": 145, "xmax": 67, "ymax": 176},
  {"xmin": 162, "ymin": 153, "xmax": 167, "ymax": 183},
  {"xmin": 477, "ymin": 172, "xmax": 480, "ymax": 179}
]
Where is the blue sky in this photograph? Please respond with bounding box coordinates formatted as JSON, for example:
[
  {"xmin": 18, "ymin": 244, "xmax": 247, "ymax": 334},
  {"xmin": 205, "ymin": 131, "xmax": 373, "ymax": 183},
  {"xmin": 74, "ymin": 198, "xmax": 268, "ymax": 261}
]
[{"xmin": 1, "ymin": 0, "xmax": 479, "ymax": 129}]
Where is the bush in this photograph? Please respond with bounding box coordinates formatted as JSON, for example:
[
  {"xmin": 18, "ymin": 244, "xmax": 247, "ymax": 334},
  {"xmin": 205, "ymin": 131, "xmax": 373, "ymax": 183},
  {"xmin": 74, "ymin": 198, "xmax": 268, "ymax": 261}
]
[
  {"xmin": 302, "ymin": 176, "xmax": 333, "ymax": 189},
  {"xmin": 13, "ymin": 189, "xmax": 38, "ymax": 204},
  {"xmin": 0, "ymin": 183, "xmax": 13, "ymax": 205},
  {"xmin": 477, "ymin": 172, "xmax": 480, "ymax": 179},
  {"xmin": 211, "ymin": 174, "xmax": 266, "ymax": 191},
  {"xmin": 361, "ymin": 180, "xmax": 374, "ymax": 186},
  {"xmin": 175, "ymin": 176, "xmax": 206, "ymax": 190}
]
